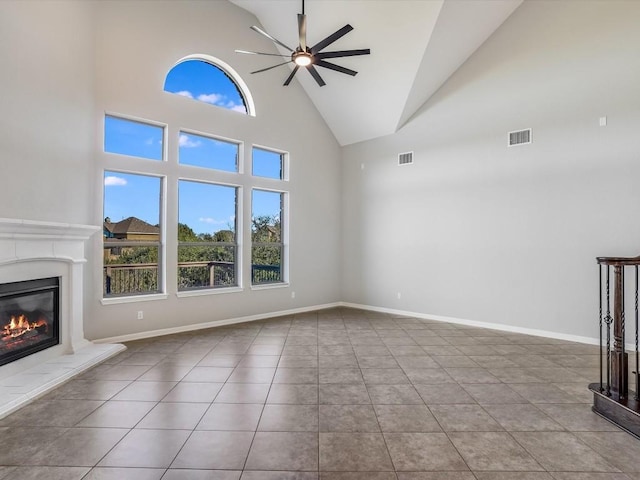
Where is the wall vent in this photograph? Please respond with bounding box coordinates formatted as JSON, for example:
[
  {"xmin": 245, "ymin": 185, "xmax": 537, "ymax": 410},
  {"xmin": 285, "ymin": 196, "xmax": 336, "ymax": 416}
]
[
  {"xmin": 398, "ymin": 151, "xmax": 413, "ymax": 165},
  {"xmin": 508, "ymin": 128, "xmax": 532, "ymax": 147}
]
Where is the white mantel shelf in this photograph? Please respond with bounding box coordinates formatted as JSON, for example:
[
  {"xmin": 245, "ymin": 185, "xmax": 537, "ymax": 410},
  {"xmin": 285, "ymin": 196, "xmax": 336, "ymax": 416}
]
[
  {"xmin": 0, "ymin": 217, "xmax": 100, "ymax": 241},
  {"xmin": 0, "ymin": 217, "xmax": 125, "ymax": 418}
]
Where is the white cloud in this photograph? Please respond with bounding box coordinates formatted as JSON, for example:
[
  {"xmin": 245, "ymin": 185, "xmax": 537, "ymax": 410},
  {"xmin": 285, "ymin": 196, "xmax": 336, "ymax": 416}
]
[
  {"xmin": 197, "ymin": 93, "xmax": 223, "ymax": 105},
  {"xmin": 174, "ymin": 90, "xmax": 194, "ymax": 98},
  {"xmin": 179, "ymin": 134, "xmax": 201, "ymax": 148},
  {"xmin": 176, "ymin": 90, "xmax": 245, "ymax": 112},
  {"xmin": 225, "ymin": 100, "xmax": 246, "ymax": 113},
  {"xmin": 199, "ymin": 217, "xmax": 227, "ymax": 225},
  {"xmin": 104, "ymin": 176, "xmax": 127, "ymax": 187}
]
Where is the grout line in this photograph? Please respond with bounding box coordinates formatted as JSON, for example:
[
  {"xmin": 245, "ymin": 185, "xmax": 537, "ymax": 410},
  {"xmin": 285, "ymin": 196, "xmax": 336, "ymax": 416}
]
[{"xmin": 316, "ymin": 312, "xmax": 321, "ymax": 474}]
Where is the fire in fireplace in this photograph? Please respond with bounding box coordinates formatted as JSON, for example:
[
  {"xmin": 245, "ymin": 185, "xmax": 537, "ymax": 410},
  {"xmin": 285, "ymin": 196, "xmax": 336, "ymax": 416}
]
[{"xmin": 0, "ymin": 277, "xmax": 59, "ymax": 367}]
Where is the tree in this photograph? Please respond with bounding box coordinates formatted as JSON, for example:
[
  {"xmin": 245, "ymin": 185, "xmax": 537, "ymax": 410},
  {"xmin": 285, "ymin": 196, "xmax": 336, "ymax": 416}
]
[
  {"xmin": 178, "ymin": 223, "xmax": 198, "ymax": 242},
  {"xmin": 212, "ymin": 229, "xmax": 234, "ymax": 243},
  {"xmin": 251, "ymin": 215, "xmax": 282, "ymax": 283},
  {"xmin": 178, "ymin": 224, "xmax": 236, "ymax": 288},
  {"xmin": 252, "ymin": 215, "xmax": 281, "ymax": 243}
]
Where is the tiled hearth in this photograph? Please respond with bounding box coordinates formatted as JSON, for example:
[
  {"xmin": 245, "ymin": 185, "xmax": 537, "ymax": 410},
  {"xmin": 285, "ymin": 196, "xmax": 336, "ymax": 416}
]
[{"xmin": 0, "ymin": 218, "xmax": 125, "ymax": 418}]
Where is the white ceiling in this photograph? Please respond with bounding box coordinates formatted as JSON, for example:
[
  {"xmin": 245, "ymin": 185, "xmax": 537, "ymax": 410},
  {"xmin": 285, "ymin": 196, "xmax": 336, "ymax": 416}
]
[{"xmin": 230, "ymin": 0, "xmax": 523, "ymax": 146}]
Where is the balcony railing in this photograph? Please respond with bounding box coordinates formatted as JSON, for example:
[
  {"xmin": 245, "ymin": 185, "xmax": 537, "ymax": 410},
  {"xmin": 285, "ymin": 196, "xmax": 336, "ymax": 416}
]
[
  {"xmin": 104, "ymin": 261, "xmax": 281, "ymax": 296},
  {"xmin": 104, "ymin": 263, "xmax": 159, "ymax": 296},
  {"xmin": 251, "ymin": 264, "xmax": 282, "ymax": 284}
]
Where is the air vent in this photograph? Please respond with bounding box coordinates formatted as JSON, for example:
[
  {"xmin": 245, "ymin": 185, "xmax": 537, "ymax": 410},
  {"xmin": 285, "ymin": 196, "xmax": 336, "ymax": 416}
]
[
  {"xmin": 508, "ymin": 128, "xmax": 532, "ymax": 147},
  {"xmin": 398, "ymin": 151, "xmax": 413, "ymax": 165}
]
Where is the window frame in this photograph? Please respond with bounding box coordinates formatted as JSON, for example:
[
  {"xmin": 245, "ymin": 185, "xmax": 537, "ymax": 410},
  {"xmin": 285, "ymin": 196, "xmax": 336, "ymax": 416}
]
[
  {"xmin": 176, "ymin": 178, "xmax": 242, "ymax": 293},
  {"xmin": 101, "ymin": 168, "xmax": 167, "ymax": 303},
  {"xmin": 98, "ymin": 56, "xmax": 294, "ymax": 304},
  {"xmin": 250, "ymin": 188, "xmax": 289, "ymax": 287},
  {"xmin": 252, "ymin": 144, "xmax": 289, "ymax": 181},
  {"xmin": 103, "ymin": 113, "xmax": 167, "ymax": 162},
  {"xmin": 178, "ymin": 128, "xmax": 243, "ymax": 174},
  {"xmin": 164, "ymin": 54, "xmax": 256, "ymax": 117}
]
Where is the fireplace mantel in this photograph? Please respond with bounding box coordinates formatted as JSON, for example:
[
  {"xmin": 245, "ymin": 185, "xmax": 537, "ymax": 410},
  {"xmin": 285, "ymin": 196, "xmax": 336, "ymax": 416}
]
[
  {"xmin": 0, "ymin": 218, "xmax": 125, "ymax": 418},
  {"xmin": 0, "ymin": 217, "xmax": 101, "ymax": 241}
]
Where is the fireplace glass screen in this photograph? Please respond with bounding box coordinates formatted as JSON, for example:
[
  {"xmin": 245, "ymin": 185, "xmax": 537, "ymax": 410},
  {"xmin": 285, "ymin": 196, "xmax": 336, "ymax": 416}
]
[{"xmin": 0, "ymin": 277, "xmax": 59, "ymax": 367}]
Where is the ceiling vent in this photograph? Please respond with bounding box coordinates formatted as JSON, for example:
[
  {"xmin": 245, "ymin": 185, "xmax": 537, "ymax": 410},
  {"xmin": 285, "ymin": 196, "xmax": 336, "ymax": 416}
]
[
  {"xmin": 398, "ymin": 151, "xmax": 413, "ymax": 166},
  {"xmin": 508, "ymin": 128, "xmax": 532, "ymax": 147}
]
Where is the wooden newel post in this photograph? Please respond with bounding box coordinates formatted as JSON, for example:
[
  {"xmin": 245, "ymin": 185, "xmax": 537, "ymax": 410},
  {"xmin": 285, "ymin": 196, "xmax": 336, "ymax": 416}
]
[
  {"xmin": 209, "ymin": 263, "xmax": 216, "ymax": 287},
  {"xmin": 612, "ymin": 265, "xmax": 628, "ymax": 398}
]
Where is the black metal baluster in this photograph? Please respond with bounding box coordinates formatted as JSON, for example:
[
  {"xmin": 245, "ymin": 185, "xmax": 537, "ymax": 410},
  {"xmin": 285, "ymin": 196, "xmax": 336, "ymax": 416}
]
[
  {"xmin": 622, "ymin": 268, "xmax": 627, "ymax": 400},
  {"xmin": 606, "ymin": 265, "xmax": 612, "ymax": 396},
  {"xmin": 635, "ymin": 265, "xmax": 640, "ymax": 400},
  {"xmin": 599, "ymin": 264, "xmax": 604, "ymax": 392},
  {"xmin": 105, "ymin": 267, "xmax": 112, "ymax": 295}
]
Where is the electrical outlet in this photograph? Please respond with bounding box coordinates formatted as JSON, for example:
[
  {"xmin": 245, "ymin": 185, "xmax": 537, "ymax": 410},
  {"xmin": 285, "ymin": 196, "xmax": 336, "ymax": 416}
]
[
  {"xmin": 291, "ymin": 291, "xmax": 296, "ymax": 299},
  {"xmin": 397, "ymin": 292, "xmax": 401, "ymax": 299},
  {"xmin": 599, "ymin": 116, "xmax": 607, "ymax": 126},
  {"xmin": 137, "ymin": 311, "xmax": 143, "ymax": 320}
]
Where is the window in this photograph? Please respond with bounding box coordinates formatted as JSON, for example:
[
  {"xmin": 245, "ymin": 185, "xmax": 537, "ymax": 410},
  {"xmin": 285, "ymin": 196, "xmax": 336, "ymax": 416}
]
[
  {"xmin": 252, "ymin": 146, "xmax": 285, "ymax": 179},
  {"xmin": 100, "ymin": 56, "xmax": 292, "ymax": 302},
  {"xmin": 103, "ymin": 171, "xmax": 163, "ymax": 297},
  {"xmin": 164, "ymin": 59, "xmax": 248, "ymax": 114},
  {"xmin": 252, "ymin": 189, "xmax": 285, "ymax": 285},
  {"xmin": 104, "ymin": 115, "xmax": 164, "ymax": 161},
  {"xmin": 179, "ymin": 131, "xmax": 239, "ymax": 173},
  {"xmin": 178, "ymin": 181, "xmax": 238, "ymax": 290}
]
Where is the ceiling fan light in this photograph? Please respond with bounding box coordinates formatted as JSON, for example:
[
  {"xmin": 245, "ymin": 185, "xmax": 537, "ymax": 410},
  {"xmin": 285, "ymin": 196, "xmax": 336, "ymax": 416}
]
[{"xmin": 293, "ymin": 53, "xmax": 312, "ymax": 67}]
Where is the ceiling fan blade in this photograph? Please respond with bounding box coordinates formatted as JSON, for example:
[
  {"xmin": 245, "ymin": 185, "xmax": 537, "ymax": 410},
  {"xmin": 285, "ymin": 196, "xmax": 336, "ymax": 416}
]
[
  {"xmin": 307, "ymin": 65, "xmax": 326, "ymax": 87},
  {"xmin": 298, "ymin": 14, "xmax": 307, "ymax": 52},
  {"xmin": 316, "ymin": 60, "xmax": 357, "ymax": 76},
  {"xmin": 251, "ymin": 61, "xmax": 293, "ymax": 74},
  {"xmin": 283, "ymin": 66, "xmax": 300, "ymax": 86},
  {"xmin": 235, "ymin": 49, "xmax": 291, "ymax": 58},
  {"xmin": 250, "ymin": 25, "xmax": 294, "ymax": 52},
  {"xmin": 310, "ymin": 24, "xmax": 353, "ymax": 54},
  {"xmin": 316, "ymin": 49, "xmax": 371, "ymax": 59}
]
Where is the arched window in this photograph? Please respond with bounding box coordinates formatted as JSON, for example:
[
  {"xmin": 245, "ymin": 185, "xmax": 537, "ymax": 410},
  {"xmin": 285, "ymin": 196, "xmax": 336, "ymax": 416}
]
[{"xmin": 164, "ymin": 54, "xmax": 255, "ymax": 116}]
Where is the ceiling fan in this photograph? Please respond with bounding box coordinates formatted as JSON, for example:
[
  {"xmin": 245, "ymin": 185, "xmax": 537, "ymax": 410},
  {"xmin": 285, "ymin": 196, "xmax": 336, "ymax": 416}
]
[{"xmin": 235, "ymin": 0, "xmax": 370, "ymax": 87}]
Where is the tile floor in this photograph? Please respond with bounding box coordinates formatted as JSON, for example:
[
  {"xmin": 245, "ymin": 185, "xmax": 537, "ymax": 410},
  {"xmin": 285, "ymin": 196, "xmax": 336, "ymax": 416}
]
[{"xmin": 1, "ymin": 307, "xmax": 640, "ymax": 480}]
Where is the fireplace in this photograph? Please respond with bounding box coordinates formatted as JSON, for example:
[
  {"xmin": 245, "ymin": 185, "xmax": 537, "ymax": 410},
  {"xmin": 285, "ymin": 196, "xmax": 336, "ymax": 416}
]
[
  {"xmin": 0, "ymin": 218, "xmax": 126, "ymax": 419},
  {"xmin": 0, "ymin": 277, "xmax": 59, "ymax": 367}
]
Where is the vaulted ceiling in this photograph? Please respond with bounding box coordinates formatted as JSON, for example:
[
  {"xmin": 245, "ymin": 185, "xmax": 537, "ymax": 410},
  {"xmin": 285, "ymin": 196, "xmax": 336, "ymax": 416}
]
[{"xmin": 230, "ymin": 0, "xmax": 523, "ymax": 146}]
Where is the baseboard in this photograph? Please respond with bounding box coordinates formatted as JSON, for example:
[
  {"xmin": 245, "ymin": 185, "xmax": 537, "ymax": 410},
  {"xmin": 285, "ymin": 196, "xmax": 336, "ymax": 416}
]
[
  {"xmin": 339, "ymin": 302, "xmax": 602, "ymax": 347},
  {"xmin": 93, "ymin": 302, "xmax": 341, "ymax": 344},
  {"xmin": 93, "ymin": 299, "xmax": 607, "ymax": 349}
]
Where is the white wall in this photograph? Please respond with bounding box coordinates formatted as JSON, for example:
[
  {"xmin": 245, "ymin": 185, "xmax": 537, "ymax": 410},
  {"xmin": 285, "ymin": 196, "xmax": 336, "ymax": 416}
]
[
  {"xmin": 86, "ymin": 1, "xmax": 342, "ymax": 339},
  {"xmin": 342, "ymin": 0, "xmax": 640, "ymax": 340},
  {"xmin": 0, "ymin": 1, "xmax": 95, "ymax": 225}
]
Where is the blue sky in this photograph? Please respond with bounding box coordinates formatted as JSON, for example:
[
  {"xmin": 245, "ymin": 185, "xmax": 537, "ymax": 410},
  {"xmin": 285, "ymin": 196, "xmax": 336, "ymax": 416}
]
[
  {"xmin": 164, "ymin": 60, "xmax": 246, "ymax": 113},
  {"xmin": 104, "ymin": 60, "xmax": 282, "ymax": 237},
  {"xmin": 104, "ymin": 171, "xmax": 160, "ymax": 226},
  {"xmin": 179, "ymin": 180, "xmax": 237, "ymax": 235}
]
